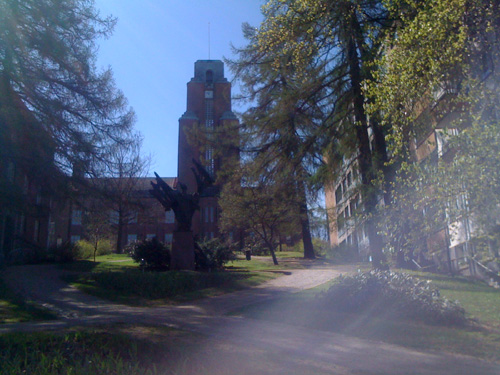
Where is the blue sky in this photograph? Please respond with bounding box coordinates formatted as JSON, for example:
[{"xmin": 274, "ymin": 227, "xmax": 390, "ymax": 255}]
[{"xmin": 93, "ymin": 0, "xmax": 265, "ymax": 177}]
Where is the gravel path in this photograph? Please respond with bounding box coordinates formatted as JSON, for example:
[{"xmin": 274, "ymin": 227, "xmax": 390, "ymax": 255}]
[{"xmin": 1, "ymin": 262, "xmax": 499, "ymax": 374}]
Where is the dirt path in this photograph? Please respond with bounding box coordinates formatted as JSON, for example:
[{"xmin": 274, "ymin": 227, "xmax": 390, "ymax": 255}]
[{"xmin": 1, "ymin": 263, "xmax": 499, "ymax": 374}]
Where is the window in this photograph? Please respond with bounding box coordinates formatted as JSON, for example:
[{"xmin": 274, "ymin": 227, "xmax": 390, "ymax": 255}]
[
  {"xmin": 164, "ymin": 233, "xmax": 173, "ymax": 244},
  {"xmin": 16, "ymin": 213, "xmax": 25, "ymax": 235},
  {"xmin": 347, "ymin": 171, "xmax": 352, "ymax": 187},
  {"xmin": 205, "ymin": 207, "xmax": 210, "ymax": 223},
  {"xmin": 109, "ymin": 210, "xmax": 119, "ymax": 225},
  {"xmin": 209, "ymin": 206, "xmax": 214, "ymax": 223},
  {"xmin": 34, "ymin": 219, "xmax": 39, "ymax": 242},
  {"xmin": 72, "ymin": 210, "xmax": 82, "ymax": 225},
  {"xmin": 129, "ymin": 211, "xmax": 138, "ymax": 224},
  {"xmin": 23, "ymin": 175, "xmax": 29, "ymax": 194},
  {"xmin": 146, "ymin": 234, "xmax": 155, "ymax": 240},
  {"xmin": 165, "ymin": 210, "xmax": 175, "ymax": 224},
  {"xmin": 70, "ymin": 235, "xmax": 80, "ymax": 243},
  {"xmin": 127, "ymin": 234, "xmax": 137, "ymax": 244},
  {"xmin": 337, "ymin": 214, "xmax": 344, "ymax": 232},
  {"xmin": 349, "ymin": 201, "xmax": 356, "ymax": 217},
  {"xmin": 206, "ymin": 69, "xmax": 213, "ymax": 84},
  {"xmin": 335, "ymin": 185, "xmax": 342, "ymax": 204},
  {"xmin": 6, "ymin": 161, "xmax": 15, "ymax": 182}
]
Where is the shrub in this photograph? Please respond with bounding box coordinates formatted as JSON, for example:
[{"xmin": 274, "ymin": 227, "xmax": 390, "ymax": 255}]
[
  {"xmin": 75, "ymin": 240, "xmax": 113, "ymax": 260},
  {"xmin": 318, "ymin": 270, "xmax": 467, "ymax": 326},
  {"xmin": 195, "ymin": 238, "xmax": 235, "ymax": 271},
  {"xmin": 293, "ymin": 237, "xmax": 331, "ymax": 257},
  {"xmin": 129, "ymin": 237, "xmax": 170, "ymax": 271},
  {"xmin": 51, "ymin": 242, "xmax": 78, "ymax": 263},
  {"xmin": 243, "ymin": 236, "xmax": 269, "ymax": 255}
]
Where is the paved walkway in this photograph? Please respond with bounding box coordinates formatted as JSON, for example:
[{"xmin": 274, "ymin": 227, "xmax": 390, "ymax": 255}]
[{"xmin": 1, "ymin": 262, "xmax": 499, "ymax": 374}]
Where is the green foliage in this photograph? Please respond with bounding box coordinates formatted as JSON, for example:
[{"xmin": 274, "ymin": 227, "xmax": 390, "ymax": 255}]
[
  {"xmin": 0, "ymin": 0, "xmax": 135, "ymax": 178},
  {"xmin": 75, "ymin": 240, "xmax": 113, "ymax": 260},
  {"xmin": 219, "ymin": 165, "xmax": 300, "ymax": 265},
  {"xmin": 328, "ymin": 243, "xmax": 360, "ymax": 263},
  {"xmin": 50, "ymin": 242, "xmax": 79, "ymax": 263},
  {"xmin": 294, "ymin": 237, "xmax": 330, "ymax": 257},
  {"xmin": 0, "ymin": 330, "xmax": 160, "ymax": 375},
  {"xmin": 128, "ymin": 237, "xmax": 170, "ymax": 271},
  {"xmin": 243, "ymin": 236, "xmax": 269, "ymax": 256},
  {"xmin": 194, "ymin": 238, "xmax": 236, "ymax": 271},
  {"xmin": 319, "ymin": 271, "xmax": 467, "ymax": 326},
  {"xmin": 365, "ymin": 0, "xmax": 500, "ymax": 267}
]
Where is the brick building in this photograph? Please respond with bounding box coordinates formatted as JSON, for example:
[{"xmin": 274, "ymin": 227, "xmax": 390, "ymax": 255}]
[
  {"xmin": 178, "ymin": 60, "xmax": 239, "ymax": 240},
  {"xmin": 63, "ymin": 60, "xmax": 239, "ymax": 250}
]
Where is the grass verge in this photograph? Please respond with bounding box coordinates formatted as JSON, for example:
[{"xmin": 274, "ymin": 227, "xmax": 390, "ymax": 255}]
[
  {"xmin": 0, "ymin": 324, "xmax": 326, "ymax": 375},
  {"xmin": 0, "ymin": 326, "xmax": 191, "ymax": 375},
  {"xmin": 0, "ymin": 278, "xmax": 56, "ymax": 324},
  {"xmin": 64, "ymin": 255, "xmax": 280, "ymax": 306},
  {"xmin": 232, "ymin": 270, "xmax": 500, "ymax": 362}
]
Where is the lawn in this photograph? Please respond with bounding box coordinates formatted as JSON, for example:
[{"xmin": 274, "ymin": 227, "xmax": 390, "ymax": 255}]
[
  {"xmin": 408, "ymin": 271, "xmax": 500, "ymax": 330},
  {"xmin": 0, "ymin": 326, "xmax": 202, "ymax": 375},
  {"xmin": 232, "ymin": 270, "xmax": 500, "ymax": 362},
  {"xmin": 1, "ymin": 251, "xmax": 304, "ymax": 321},
  {"xmin": 0, "ymin": 278, "xmax": 56, "ymax": 324},
  {"xmin": 62, "ymin": 252, "xmax": 291, "ymax": 306}
]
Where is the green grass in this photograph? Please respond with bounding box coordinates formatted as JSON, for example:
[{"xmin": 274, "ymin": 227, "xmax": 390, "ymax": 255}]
[
  {"xmin": 0, "ymin": 327, "xmax": 195, "ymax": 375},
  {"xmin": 68, "ymin": 269, "xmax": 274, "ymax": 306},
  {"xmin": 233, "ymin": 270, "xmax": 500, "ymax": 362},
  {"xmin": 62, "ymin": 253, "xmax": 279, "ymax": 306},
  {"xmin": 0, "ymin": 325, "xmax": 325, "ymax": 375},
  {"xmin": 0, "ymin": 279, "xmax": 56, "ymax": 324},
  {"xmin": 59, "ymin": 253, "xmax": 137, "ymax": 273},
  {"xmin": 408, "ymin": 271, "xmax": 500, "ymax": 329}
]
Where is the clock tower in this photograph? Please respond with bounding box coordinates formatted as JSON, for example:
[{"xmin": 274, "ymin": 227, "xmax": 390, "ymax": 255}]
[{"xmin": 177, "ymin": 60, "xmax": 239, "ymax": 238}]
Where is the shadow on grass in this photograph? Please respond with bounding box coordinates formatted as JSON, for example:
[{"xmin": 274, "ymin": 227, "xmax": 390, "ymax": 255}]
[
  {"xmin": 59, "ymin": 260, "xmax": 99, "ymax": 273},
  {"xmin": 67, "ymin": 268, "xmax": 275, "ymax": 306},
  {"xmin": 0, "ymin": 279, "xmax": 56, "ymax": 324}
]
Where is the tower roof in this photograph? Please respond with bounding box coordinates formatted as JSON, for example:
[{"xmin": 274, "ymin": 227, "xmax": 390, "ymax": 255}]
[{"xmin": 192, "ymin": 60, "xmax": 227, "ymax": 83}]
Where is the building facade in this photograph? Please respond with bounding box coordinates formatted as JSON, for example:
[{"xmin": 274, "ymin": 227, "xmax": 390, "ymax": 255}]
[
  {"xmin": 62, "ymin": 60, "xmax": 239, "ymax": 252},
  {"xmin": 0, "ymin": 59, "xmax": 240, "ymax": 265},
  {"xmin": 178, "ymin": 60, "xmax": 239, "ymax": 240}
]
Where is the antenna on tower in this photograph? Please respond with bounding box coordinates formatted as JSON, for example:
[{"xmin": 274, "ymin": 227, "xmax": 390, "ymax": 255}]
[{"xmin": 208, "ymin": 22, "xmax": 211, "ymax": 60}]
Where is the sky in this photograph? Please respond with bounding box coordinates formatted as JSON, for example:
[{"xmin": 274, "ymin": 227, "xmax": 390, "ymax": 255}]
[{"xmin": 93, "ymin": 0, "xmax": 265, "ymax": 177}]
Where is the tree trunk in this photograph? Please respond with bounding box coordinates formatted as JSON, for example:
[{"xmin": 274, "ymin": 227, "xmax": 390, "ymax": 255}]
[
  {"xmin": 116, "ymin": 204, "xmax": 124, "ymax": 254},
  {"xmin": 298, "ymin": 194, "xmax": 315, "ymax": 259},
  {"xmin": 268, "ymin": 242, "xmax": 279, "ymax": 265},
  {"xmin": 345, "ymin": 15, "xmax": 387, "ymax": 270},
  {"xmin": 294, "ymin": 167, "xmax": 315, "ymax": 259}
]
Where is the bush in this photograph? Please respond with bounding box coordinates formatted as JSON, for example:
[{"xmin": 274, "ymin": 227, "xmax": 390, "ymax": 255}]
[
  {"xmin": 75, "ymin": 240, "xmax": 113, "ymax": 260},
  {"xmin": 128, "ymin": 237, "xmax": 170, "ymax": 271},
  {"xmin": 293, "ymin": 237, "xmax": 331, "ymax": 257},
  {"xmin": 243, "ymin": 236, "xmax": 269, "ymax": 255},
  {"xmin": 318, "ymin": 270, "xmax": 467, "ymax": 326},
  {"xmin": 51, "ymin": 242, "xmax": 78, "ymax": 263},
  {"xmin": 195, "ymin": 238, "xmax": 235, "ymax": 271}
]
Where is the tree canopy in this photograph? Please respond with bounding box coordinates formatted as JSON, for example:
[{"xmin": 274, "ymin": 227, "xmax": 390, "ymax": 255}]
[{"xmin": 0, "ymin": 0, "xmax": 136, "ymax": 181}]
